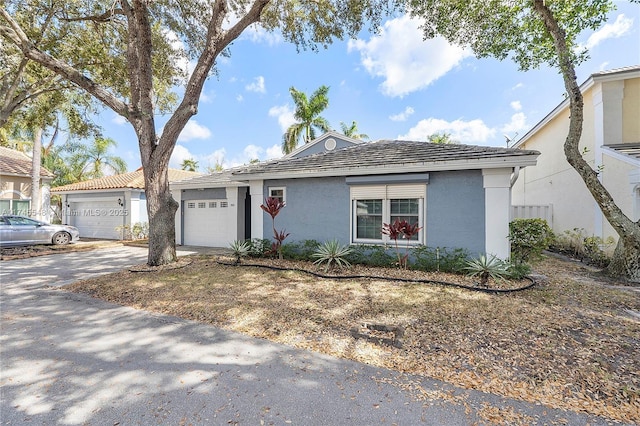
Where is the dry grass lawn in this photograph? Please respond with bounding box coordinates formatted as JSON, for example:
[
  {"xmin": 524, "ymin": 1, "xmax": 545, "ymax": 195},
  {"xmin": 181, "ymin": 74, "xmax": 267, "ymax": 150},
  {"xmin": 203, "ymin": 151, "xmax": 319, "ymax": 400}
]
[{"xmin": 66, "ymin": 254, "xmax": 640, "ymax": 423}]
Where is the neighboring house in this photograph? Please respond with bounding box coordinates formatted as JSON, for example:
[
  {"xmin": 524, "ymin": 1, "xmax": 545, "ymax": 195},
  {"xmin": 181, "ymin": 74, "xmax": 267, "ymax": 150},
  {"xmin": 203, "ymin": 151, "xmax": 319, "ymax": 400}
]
[
  {"xmin": 511, "ymin": 66, "xmax": 640, "ymax": 246},
  {"xmin": 171, "ymin": 132, "xmax": 540, "ymax": 259},
  {"xmin": 0, "ymin": 146, "xmax": 54, "ymax": 221},
  {"xmin": 52, "ymin": 167, "xmax": 201, "ymax": 239}
]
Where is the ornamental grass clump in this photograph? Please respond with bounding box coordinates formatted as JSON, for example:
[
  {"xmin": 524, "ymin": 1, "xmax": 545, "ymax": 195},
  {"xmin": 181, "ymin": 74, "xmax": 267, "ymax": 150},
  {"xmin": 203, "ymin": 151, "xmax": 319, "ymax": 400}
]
[{"xmin": 311, "ymin": 239, "xmax": 353, "ymax": 271}]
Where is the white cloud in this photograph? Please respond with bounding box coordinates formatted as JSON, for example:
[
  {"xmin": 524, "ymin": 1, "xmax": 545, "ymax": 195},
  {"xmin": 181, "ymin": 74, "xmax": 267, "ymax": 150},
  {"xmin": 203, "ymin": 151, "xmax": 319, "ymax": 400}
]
[
  {"xmin": 169, "ymin": 144, "xmax": 194, "ymax": 169},
  {"xmin": 389, "ymin": 106, "xmax": 415, "ymax": 122},
  {"xmin": 512, "ymin": 83, "xmax": 524, "ymax": 90},
  {"xmin": 585, "ymin": 14, "xmax": 633, "ymax": 49},
  {"xmin": 236, "ymin": 94, "xmax": 244, "ymax": 102},
  {"xmin": 268, "ymin": 104, "xmax": 296, "ymax": 132},
  {"xmin": 245, "ymin": 76, "xmax": 266, "ymax": 94},
  {"xmin": 177, "ymin": 120, "xmax": 212, "ymax": 142},
  {"xmin": 399, "ymin": 117, "xmax": 495, "ymax": 144},
  {"xmin": 243, "ymin": 23, "xmax": 282, "ymax": 45},
  {"xmin": 199, "ymin": 91, "xmax": 214, "ymax": 103},
  {"xmin": 203, "ymin": 148, "xmax": 227, "ymax": 169},
  {"xmin": 265, "ymin": 144, "xmax": 283, "ymax": 159},
  {"xmin": 510, "ymin": 101, "xmax": 522, "ymax": 111},
  {"xmin": 163, "ymin": 29, "xmax": 194, "ymax": 77},
  {"xmin": 500, "ymin": 112, "xmax": 527, "ymax": 134},
  {"xmin": 348, "ymin": 14, "xmax": 472, "ymax": 97}
]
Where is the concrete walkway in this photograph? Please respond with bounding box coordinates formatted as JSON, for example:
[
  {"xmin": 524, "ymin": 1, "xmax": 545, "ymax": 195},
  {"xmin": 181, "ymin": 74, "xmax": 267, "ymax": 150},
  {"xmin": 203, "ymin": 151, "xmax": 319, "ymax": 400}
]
[{"xmin": 0, "ymin": 246, "xmax": 624, "ymax": 425}]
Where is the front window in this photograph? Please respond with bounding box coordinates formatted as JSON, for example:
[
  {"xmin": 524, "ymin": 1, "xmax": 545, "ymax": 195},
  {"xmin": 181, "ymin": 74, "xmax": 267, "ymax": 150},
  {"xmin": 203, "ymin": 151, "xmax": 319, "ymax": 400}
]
[
  {"xmin": 356, "ymin": 199, "xmax": 383, "ymax": 240},
  {"xmin": 268, "ymin": 187, "xmax": 286, "ymax": 203},
  {"xmin": 351, "ymin": 184, "xmax": 425, "ymax": 244},
  {"xmin": 390, "ymin": 199, "xmax": 420, "ymax": 241}
]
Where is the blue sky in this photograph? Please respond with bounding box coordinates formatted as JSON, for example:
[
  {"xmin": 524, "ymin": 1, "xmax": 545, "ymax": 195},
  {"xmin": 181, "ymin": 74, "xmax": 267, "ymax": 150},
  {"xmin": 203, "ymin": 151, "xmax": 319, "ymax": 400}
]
[{"xmin": 101, "ymin": 2, "xmax": 639, "ymax": 172}]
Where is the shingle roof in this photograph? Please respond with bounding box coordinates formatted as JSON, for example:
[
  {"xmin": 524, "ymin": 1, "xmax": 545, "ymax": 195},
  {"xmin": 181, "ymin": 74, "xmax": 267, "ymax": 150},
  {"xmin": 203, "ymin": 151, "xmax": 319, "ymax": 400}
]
[
  {"xmin": 0, "ymin": 146, "xmax": 54, "ymax": 178},
  {"xmin": 171, "ymin": 169, "xmax": 249, "ymax": 187},
  {"xmin": 232, "ymin": 140, "xmax": 540, "ymax": 177},
  {"xmin": 51, "ymin": 168, "xmax": 202, "ymax": 192}
]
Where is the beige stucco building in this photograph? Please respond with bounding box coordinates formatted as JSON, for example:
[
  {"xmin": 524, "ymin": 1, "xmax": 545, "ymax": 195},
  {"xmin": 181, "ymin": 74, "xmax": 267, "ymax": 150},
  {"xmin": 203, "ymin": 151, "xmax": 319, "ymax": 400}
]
[
  {"xmin": 0, "ymin": 146, "xmax": 54, "ymax": 220},
  {"xmin": 512, "ymin": 66, "xmax": 640, "ymax": 245}
]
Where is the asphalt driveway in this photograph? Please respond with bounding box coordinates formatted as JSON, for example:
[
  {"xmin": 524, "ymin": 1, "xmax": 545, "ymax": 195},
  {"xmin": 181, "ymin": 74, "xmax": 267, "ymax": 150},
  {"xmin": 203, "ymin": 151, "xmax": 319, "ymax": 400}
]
[{"xmin": 0, "ymin": 246, "xmax": 623, "ymax": 425}]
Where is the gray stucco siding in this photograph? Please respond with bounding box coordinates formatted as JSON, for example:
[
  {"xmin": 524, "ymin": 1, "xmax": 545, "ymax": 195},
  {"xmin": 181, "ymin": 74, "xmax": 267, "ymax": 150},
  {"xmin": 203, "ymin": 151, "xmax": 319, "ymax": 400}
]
[
  {"xmin": 426, "ymin": 170, "xmax": 485, "ymax": 255},
  {"xmin": 263, "ymin": 177, "xmax": 350, "ymax": 245}
]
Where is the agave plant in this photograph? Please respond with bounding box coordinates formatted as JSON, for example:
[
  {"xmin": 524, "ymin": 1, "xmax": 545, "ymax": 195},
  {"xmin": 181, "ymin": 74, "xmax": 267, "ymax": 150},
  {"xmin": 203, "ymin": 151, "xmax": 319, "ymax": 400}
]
[
  {"xmin": 229, "ymin": 240, "xmax": 251, "ymax": 264},
  {"xmin": 464, "ymin": 254, "xmax": 510, "ymax": 287},
  {"xmin": 312, "ymin": 240, "xmax": 353, "ymax": 272}
]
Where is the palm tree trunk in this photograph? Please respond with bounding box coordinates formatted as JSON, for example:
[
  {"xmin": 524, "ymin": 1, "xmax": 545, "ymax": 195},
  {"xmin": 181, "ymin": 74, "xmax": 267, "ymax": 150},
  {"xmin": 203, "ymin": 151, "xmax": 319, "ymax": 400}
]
[{"xmin": 30, "ymin": 127, "xmax": 42, "ymax": 219}]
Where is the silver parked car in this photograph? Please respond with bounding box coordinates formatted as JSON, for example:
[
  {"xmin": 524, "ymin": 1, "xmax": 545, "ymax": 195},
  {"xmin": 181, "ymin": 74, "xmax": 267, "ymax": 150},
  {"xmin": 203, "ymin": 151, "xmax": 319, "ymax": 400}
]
[{"xmin": 0, "ymin": 215, "xmax": 80, "ymax": 247}]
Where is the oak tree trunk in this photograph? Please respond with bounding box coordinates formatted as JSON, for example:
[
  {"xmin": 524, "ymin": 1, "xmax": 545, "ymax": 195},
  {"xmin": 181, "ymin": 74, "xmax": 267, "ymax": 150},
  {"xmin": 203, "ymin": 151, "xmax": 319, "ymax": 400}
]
[{"xmin": 534, "ymin": 0, "xmax": 640, "ymax": 282}]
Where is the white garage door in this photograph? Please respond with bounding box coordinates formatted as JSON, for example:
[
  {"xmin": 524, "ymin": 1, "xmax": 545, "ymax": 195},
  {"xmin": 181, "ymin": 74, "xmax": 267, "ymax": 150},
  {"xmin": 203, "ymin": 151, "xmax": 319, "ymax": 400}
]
[
  {"xmin": 71, "ymin": 201, "xmax": 125, "ymax": 240},
  {"xmin": 183, "ymin": 200, "xmax": 236, "ymax": 247}
]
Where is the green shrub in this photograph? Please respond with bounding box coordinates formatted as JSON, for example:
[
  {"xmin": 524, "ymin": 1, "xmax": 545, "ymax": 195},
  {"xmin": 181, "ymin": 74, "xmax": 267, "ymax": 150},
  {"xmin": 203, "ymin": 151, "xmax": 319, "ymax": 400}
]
[
  {"xmin": 551, "ymin": 228, "xmax": 614, "ymax": 267},
  {"xmin": 281, "ymin": 239, "xmax": 321, "ymax": 261},
  {"xmin": 346, "ymin": 245, "xmax": 396, "ymax": 268},
  {"xmin": 508, "ymin": 218, "xmax": 554, "ymax": 263},
  {"xmin": 247, "ymin": 238, "xmax": 272, "ymax": 257},
  {"xmin": 311, "ymin": 240, "xmax": 353, "ymax": 271},
  {"xmin": 505, "ymin": 261, "xmax": 531, "ymax": 280},
  {"xmin": 411, "ymin": 245, "xmax": 470, "ymax": 273},
  {"xmin": 131, "ymin": 222, "xmax": 149, "ymax": 240}
]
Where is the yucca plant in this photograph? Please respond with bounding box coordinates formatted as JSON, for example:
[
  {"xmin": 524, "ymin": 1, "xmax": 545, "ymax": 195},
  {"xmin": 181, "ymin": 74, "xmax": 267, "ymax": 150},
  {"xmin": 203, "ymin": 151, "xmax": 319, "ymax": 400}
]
[
  {"xmin": 312, "ymin": 240, "xmax": 353, "ymax": 271},
  {"xmin": 464, "ymin": 254, "xmax": 510, "ymax": 287},
  {"xmin": 229, "ymin": 240, "xmax": 251, "ymax": 264}
]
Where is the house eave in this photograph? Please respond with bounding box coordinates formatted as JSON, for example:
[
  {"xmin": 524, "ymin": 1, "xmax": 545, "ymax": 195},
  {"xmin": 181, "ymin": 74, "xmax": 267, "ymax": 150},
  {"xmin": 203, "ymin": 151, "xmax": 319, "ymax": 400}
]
[
  {"xmin": 0, "ymin": 171, "xmax": 54, "ymax": 181},
  {"xmin": 170, "ymin": 180, "xmax": 250, "ymax": 190},
  {"xmin": 602, "ymin": 145, "xmax": 640, "ymax": 167},
  {"xmin": 51, "ymin": 188, "xmax": 143, "ymax": 195},
  {"xmin": 231, "ymin": 155, "xmax": 539, "ymax": 181}
]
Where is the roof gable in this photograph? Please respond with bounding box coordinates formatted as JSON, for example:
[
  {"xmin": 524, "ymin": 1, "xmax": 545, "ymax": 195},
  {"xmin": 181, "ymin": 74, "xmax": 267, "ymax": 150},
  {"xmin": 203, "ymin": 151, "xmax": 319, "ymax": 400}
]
[
  {"xmin": 284, "ymin": 131, "xmax": 363, "ymax": 159},
  {"xmin": 51, "ymin": 168, "xmax": 202, "ymax": 192},
  {"xmin": 0, "ymin": 146, "xmax": 54, "ymax": 179}
]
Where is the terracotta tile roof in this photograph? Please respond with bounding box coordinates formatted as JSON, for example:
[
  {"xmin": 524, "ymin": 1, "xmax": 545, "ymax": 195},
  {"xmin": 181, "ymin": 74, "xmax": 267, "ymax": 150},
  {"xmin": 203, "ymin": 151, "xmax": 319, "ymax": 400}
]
[
  {"xmin": 0, "ymin": 146, "xmax": 54, "ymax": 178},
  {"xmin": 51, "ymin": 168, "xmax": 202, "ymax": 192},
  {"xmin": 232, "ymin": 139, "xmax": 540, "ymax": 177}
]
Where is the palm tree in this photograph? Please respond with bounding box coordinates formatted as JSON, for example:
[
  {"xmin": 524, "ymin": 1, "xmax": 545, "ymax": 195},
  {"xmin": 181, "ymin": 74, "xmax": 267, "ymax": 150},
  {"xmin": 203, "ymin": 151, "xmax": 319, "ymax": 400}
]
[
  {"xmin": 67, "ymin": 137, "xmax": 128, "ymax": 179},
  {"xmin": 282, "ymin": 85, "xmax": 331, "ymax": 154},
  {"xmin": 339, "ymin": 121, "xmax": 369, "ymax": 141},
  {"xmin": 181, "ymin": 158, "xmax": 198, "ymax": 172}
]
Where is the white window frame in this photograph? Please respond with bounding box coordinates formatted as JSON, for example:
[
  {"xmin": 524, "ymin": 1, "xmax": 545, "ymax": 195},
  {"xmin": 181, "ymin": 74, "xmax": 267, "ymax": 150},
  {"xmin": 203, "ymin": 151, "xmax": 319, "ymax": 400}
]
[
  {"xmin": 268, "ymin": 187, "xmax": 286, "ymax": 203},
  {"xmin": 350, "ymin": 184, "xmax": 425, "ymax": 245}
]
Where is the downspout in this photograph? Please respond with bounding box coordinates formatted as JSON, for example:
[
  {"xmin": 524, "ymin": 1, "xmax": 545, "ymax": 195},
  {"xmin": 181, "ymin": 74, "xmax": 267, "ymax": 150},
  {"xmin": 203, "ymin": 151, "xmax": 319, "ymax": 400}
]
[{"xmin": 510, "ymin": 166, "xmax": 520, "ymax": 188}]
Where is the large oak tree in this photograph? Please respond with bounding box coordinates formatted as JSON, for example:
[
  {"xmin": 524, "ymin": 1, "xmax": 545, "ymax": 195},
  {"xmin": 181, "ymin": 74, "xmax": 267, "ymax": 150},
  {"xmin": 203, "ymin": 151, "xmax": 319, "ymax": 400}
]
[
  {"xmin": 407, "ymin": 0, "xmax": 640, "ymax": 282},
  {"xmin": 1, "ymin": 0, "xmax": 390, "ymax": 265}
]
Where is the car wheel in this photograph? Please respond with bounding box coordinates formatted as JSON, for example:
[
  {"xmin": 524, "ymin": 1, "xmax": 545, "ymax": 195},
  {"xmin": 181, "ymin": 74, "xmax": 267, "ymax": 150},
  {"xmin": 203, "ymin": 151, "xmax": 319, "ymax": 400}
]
[{"xmin": 52, "ymin": 232, "xmax": 71, "ymax": 245}]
